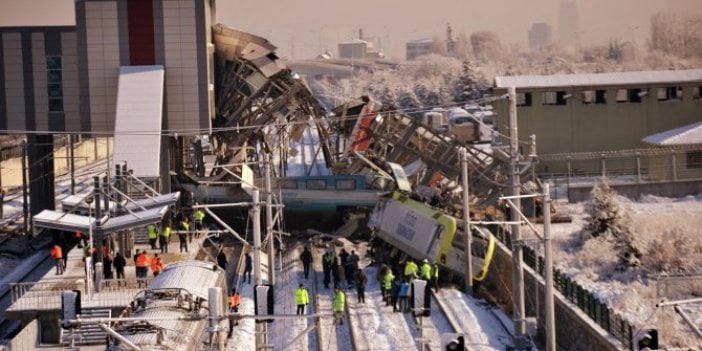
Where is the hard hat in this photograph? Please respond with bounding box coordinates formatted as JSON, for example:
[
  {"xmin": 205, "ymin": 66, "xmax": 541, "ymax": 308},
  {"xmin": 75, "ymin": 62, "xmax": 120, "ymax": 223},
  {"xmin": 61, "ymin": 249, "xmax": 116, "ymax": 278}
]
[{"xmin": 422, "ymin": 258, "xmax": 428, "ymax": 263}]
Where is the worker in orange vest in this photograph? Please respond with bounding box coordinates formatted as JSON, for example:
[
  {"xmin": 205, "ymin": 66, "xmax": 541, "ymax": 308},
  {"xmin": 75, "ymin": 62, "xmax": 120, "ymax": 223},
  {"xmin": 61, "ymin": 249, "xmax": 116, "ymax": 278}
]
[
  {"xmin": 150, "ymin": 253, "xmax": 164, "ymax": 277},
  {"xmin": 50, "ymin": 244, "xmax": 64, "ymax": 275},
  {"xmin": 135, "ymin": 250, "xmax": 150, "ymax": 287},
  {"xmin": 227, "ymin": 288, "xmax": 241, "ymax": 337}
]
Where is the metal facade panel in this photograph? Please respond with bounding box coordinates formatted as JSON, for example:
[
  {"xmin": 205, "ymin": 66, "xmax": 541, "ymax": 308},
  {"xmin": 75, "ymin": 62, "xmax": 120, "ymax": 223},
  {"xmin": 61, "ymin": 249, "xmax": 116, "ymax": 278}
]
[
  {"xmin": 495, "ymin": 69, "xmax": 702, "ymax": 88},
  {"xmin": 112, "ymin": 65, "xmax": 164, "ymax": 178}
]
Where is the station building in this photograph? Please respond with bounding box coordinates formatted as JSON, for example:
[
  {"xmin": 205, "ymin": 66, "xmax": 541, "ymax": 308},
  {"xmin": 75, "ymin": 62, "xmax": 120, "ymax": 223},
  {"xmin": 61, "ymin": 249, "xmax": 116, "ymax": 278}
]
[
  {"xmin": 493, "ymin": 70, "xmax": 702, "ymax": 186},
  {"xmin": 0, "ymin": 0, "xmax": 216, "ymax": 215}
]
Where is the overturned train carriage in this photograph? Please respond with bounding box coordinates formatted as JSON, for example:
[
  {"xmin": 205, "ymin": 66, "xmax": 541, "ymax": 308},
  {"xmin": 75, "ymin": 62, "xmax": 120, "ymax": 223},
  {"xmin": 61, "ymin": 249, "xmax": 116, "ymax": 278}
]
[
  {"xmin": 369, "ymin": 192, "xmax": 495, "ymax": 282},
  {"xmin": 107, "ymin": 260, "xmax": 228, "ymax": 351}
]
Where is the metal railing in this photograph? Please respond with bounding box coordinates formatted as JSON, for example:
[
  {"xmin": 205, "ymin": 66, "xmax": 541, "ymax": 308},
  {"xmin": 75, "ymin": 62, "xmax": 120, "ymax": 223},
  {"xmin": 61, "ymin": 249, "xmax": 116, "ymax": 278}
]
[{"xmin": 491, "ymin": 225, "xmax": 636, "ymax": 350}]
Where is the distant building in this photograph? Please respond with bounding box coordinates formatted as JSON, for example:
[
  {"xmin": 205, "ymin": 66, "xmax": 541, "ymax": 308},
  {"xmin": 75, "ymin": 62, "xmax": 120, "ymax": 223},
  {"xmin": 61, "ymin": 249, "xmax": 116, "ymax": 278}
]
[
  {"xmin": 406, "ymin": 38, "xmax": 434, "ymax": 60},
  {"xmin": 338, "ymin": 39, "xmax": 370, "ymax": 59},
  {"xmin": 559, "ymin": 1, "xmax": 580, "ymax": 45},
  {"xmin": 528, "ymin": 23, "xmax": 553, "ymax": 51}
]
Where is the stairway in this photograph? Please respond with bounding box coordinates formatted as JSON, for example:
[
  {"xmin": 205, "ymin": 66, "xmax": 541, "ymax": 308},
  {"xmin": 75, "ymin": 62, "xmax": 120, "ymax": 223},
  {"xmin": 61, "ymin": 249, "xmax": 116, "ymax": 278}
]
[{"xmin": 61, "ymin": 308, "xmax": 111, "ymax": 345}]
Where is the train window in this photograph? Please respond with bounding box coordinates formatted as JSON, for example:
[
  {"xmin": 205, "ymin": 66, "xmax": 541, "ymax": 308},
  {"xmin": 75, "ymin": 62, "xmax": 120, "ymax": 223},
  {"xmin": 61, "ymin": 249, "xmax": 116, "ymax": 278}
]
[
  {"xmin": 595, "ymin": 90, "xmax": 607, "ymax": 104},
  {"xmin": 582, "ymin": 90, "xmax": 594, "ymax": 104},
  {"xmin": 335, "ymin": 179, "xmax": 357, "ymax": 190},
  {"xmin": 306, "ymin": 179, "xmax": 327, "ymax": 190},
  {"xmin": 693, "ymin": 86, "xmax": 701, "ymax": 100},
  {"xmin": 279, "ymin": 179, "xmax": 298, "ymax": 189},
  {"xmin": 516, "ymin": 92, "xmax": 532, "ymax": 106}
]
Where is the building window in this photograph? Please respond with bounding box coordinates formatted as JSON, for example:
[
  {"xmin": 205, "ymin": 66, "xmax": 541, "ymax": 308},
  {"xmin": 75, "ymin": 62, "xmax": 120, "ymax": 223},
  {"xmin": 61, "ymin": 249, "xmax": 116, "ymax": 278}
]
[
  {"xmin": 542, "ymin": 91, "xmax": 568, "ymax": 105},
  {"xmin": 616, "ymin": 89, "xmax": 628, "ymax": 103},
  {"xmin": 687, "ymin": 151, "xmax": 702, "ymax": 169},
  {"xmin": 595, "ymin": 90, "xmax": 607, "ymax": 104},
  {"xmin": 693, "ymin": 86, "xmax": 701, "ymax": 100},
  {"xmin": 628, "ymin": 88, "xmax": 643, "ymax": 103},
  {"xmin": 517, "ymin": 92, "xmax": 532, "ymax": 106},
  {"xmin": 582, "ymin": 90, "xmax": 594, "ymax": 104},
  {"xmin": 46, "ymin": 56, "xmax": 63, "ymax": 112},
  {"xmin": 657, "ymin": 86, "xmax": 683, "ymax": 101}
]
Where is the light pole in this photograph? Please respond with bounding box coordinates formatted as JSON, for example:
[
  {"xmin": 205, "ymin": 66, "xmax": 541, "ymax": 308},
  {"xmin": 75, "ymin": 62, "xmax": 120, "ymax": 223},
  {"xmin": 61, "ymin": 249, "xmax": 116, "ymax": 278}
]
[{"xmin": 85, "ymin": 195, "xmax": 95, "ymax": 296}]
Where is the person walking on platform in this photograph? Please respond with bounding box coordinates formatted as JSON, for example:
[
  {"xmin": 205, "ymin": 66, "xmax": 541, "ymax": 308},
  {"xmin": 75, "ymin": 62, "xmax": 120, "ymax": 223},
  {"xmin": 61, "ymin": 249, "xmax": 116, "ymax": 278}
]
[
  {"xmin": 160, "ymin": 222, "xmax": 171, "ymax": 254},
  {"xmin": 147, "ymin": 223, "xmax": 158, "ymax": 250},
  {"xmin": 150, "ymin": 253, "xmax": 164, "ymax": 277},
  {"xmin": 135, "ymin": 250, "xmax": 150, "ymax": 287},
  {"xmin": 355, "ymin": 269, "xmax": 367, "ymax": 303},
  {"xmin": 243, "ymin": 252, "xmax": 252, "ymax": 284},
  {"xmin": 114, "ymin": 251, "xmax": 126, "ymax": 285},
  {"xmin": 333, "ymin": 287, "xmax": 346, "ymax": 326},
  {"xmin": 227, "ymin": 288, "xmax": 241, "ymax": 338},
  {"xmin": 193, "ymin": 207, "xmax": 205, "ymax": 238},
  {"xmin": 50, "ymin": 244, "xmax": 64, "ymax": 275},
  {"xmin": 103, "ymin": 254, "xmax": 113, "ymax": 286},
  {"xmin": 295, "ymin": 283, "xmax": 310, "ymax": 315},
  {"xmin": 300, "ymin": 247, "xmax": 313, "ymax": 279}
]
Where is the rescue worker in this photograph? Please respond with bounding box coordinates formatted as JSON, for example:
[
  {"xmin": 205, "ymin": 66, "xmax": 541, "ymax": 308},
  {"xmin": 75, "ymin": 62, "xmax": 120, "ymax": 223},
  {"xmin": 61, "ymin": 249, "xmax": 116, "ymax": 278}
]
[
  {"xmin": 50, "ymin": 243, "xmax": 64, "ymax": 275},
  {"xmin": 383, "ymin": 268, "xmax": 395, "ymax": 306},
  {"xmin": 178, "ymin": 219, "xmax": 189, "ymax": 253},
  {"xmin": 135, "ymin": 250, "xmax": 150, "ymax": 287},
  {"xmin": 243, "ymin": 252, "xmax": 252, "ymax": 284},
  {"xmin": 295, "ymin": 283, "xmax": 309, "ymax": 315},
  {"xmin": 431, "ymin": 261, "xmax": 440, "ymax": 291},
  {"xmin": 227, "ymin": 288, "xmax": 241, "ymax": 338},
  {"xmin": 300, "ymin": 247, "xmax": 313, "ymax": 279},
  {"xmin": 355, "ymin": 269, "xmax": 367, "ymax": 303},
  {"xmin": 193, "ymin": 207, "xmax": 205, "ymax": 238},
  {"xmin": 333, "ymin": 287, "xmax": 346, "ymax": 325},
  {"xmin": 404, "ymin": 259, "xmax": 418, "ymax": 280},
  {"xmin": 160, "ymin": 222, "xmax": 171, "ymax": 254},
  {"xmin": 419, "ymin": 258, "xmax": 432, "ymax": 281},
  {"xmin": 113, "ymin": 251, "xmax": 126, "ymax": 285},
  {"xmin": 322, "ymin": 251, "xmax": 335, "ymax": 289},
  {"xmin": 181, "ymin": 216, "xmax": 192, "ymax": 243},
  {"xmin": 147, "ymin": 223, "xmax": 158, "ymax": 250},
  {"xmin": 150, "ymin": 253, "xmax": 164, "ymax": 277}
]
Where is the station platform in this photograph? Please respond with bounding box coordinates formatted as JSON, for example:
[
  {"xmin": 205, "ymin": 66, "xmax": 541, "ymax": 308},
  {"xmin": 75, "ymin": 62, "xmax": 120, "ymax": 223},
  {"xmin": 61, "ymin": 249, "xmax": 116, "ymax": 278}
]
[{"xmin": 6, "ymin": 233, "xmax": 205, "ymax": 320}]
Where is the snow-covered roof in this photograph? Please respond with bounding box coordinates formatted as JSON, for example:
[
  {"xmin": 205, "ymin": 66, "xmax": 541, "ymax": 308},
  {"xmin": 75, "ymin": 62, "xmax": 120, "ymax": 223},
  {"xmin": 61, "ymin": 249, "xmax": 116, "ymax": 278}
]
[
  {"xmin": 642, "ymin": 121, "xmax": 702, "ymax": 145},
  {"xmin": 494, "ymin": 69, "xmax": 702, "ymax": 89}
]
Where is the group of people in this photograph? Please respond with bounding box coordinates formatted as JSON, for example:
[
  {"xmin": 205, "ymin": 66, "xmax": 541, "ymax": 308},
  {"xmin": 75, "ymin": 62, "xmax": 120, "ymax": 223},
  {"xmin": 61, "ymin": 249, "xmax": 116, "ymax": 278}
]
[
  {"xmin": 378, "ymin": 258, "xmax": 439, "ymax": 313},
  {"xmin": 133, "ymin": 250, "xmax": 165, "ymax": 287},
  {"xmin": 147, "ymin": 222, "xmax": 173, "ymax": 254}
]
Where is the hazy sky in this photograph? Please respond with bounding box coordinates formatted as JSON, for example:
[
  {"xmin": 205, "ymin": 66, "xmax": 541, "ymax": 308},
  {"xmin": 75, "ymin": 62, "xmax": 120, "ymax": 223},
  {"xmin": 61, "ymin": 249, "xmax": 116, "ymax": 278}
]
[{"xmin": 1, "ymin": 0, "xmax": 700, "ymax": 59}]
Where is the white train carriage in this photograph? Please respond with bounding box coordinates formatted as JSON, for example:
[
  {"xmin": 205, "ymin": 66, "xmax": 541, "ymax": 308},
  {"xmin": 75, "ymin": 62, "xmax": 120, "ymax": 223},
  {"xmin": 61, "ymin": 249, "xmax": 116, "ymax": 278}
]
[{"xmin": 108, "ymin": 260, "xmax": 228, "ymax": 351}]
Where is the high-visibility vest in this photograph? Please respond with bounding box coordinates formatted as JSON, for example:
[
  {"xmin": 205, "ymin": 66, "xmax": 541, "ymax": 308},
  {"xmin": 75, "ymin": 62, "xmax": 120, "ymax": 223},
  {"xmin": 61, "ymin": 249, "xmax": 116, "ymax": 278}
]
[
  {"xmin": 136, "ymin": 253, "xmax": 150, "ymax": 267},
  {"xmin": 383, "ymin": 271, "xmax": 395, "ymax": 289},
  {"xmin": 161, "ymin": 226, "xmax": 171, "ymax": 237},
  {"xmin": 333, "ymin": 290, "xmax": 345, "ymax": 312},
  {"xmin": 419, "ymin": 263, "xmax": 432, "ymax": 280},
  {"xmin": 150, "ymin": 257, "xmax": 163, "ymax": 272},
  {"xmin": 228, "ymin": 294, "xmax": 241, "ymax": 308},
  {"xmin": 295, "ymin": 287, "xmax": 309, "ymax": 305},
  {"xmin": 431, "ymin": 264, "xmax": 439, "ymax": 278},
  {"xmin": 404, "ymin": 262, "xmax": 418, "ymax": 277},
  {"xmin": 194, "ymin": 210, "xmax": 205, "ymax": 222},
  {"xmin": 181, "ymin": 221, "xmax": 190, "ymax": 231},
  {"xmin": 50, "ymin": 245, "xmax": 63, "ymax": 259},
  {"xmin": 147, "ymin": 224, "xmax": 158, "ymax": 239}
]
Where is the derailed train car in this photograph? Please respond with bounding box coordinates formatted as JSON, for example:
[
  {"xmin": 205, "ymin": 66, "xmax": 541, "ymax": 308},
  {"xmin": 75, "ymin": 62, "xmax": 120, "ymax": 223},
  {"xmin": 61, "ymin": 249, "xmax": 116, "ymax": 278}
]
[
  {"xmin": 368, "ymin": 191, "xmax": 495, "ymax": 282},
  {"xmin": 107, "ymin": 260, "xmax": 228, "ymax": 351}
]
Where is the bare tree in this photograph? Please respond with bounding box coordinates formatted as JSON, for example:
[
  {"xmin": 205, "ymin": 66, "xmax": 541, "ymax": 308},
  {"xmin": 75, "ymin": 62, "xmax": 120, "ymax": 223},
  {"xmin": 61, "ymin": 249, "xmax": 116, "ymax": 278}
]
[{"xmin": 470, "ymin": 31, "xmax": 504, "ymax": 63}]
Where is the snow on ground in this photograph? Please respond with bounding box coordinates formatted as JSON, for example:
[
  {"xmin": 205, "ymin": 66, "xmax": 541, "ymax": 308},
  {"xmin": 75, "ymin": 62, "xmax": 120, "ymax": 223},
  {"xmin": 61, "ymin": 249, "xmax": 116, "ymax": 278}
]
[
  {"xmin": 540, "ymin": 193, "xmax": 702, "ymax": 347},
  {"xmin": 435, "ymin": 289, "xmax": 514, "ymax": 350}
]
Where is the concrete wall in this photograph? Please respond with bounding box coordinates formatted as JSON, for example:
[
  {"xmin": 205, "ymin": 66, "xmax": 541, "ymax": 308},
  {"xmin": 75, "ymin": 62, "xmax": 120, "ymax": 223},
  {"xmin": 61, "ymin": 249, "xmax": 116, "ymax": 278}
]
[{"xmin": 480, "ymin": 237, "xmax": 627, "ymax": 351}]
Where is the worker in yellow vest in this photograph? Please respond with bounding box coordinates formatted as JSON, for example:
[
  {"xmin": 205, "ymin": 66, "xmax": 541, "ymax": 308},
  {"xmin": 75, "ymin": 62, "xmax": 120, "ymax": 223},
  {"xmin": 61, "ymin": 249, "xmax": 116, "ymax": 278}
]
[
  {"xmin": 159, "ymin": 222, "xmax": 171, "ymax": 254},
  {"xmin": 147, "ymin": 223, "xmax": 158, "ymax": 249}
]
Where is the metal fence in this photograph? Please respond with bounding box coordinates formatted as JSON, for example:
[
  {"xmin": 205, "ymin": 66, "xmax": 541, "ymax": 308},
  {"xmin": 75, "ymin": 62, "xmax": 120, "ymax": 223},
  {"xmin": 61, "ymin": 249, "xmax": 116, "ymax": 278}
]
[
  {"xmin": 492, "ymin": 225, "xmax": 636, "ymax": 350},
  {"xmin": 537, "ymin": 146, "xmax": 702, "ymax": 185}
]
